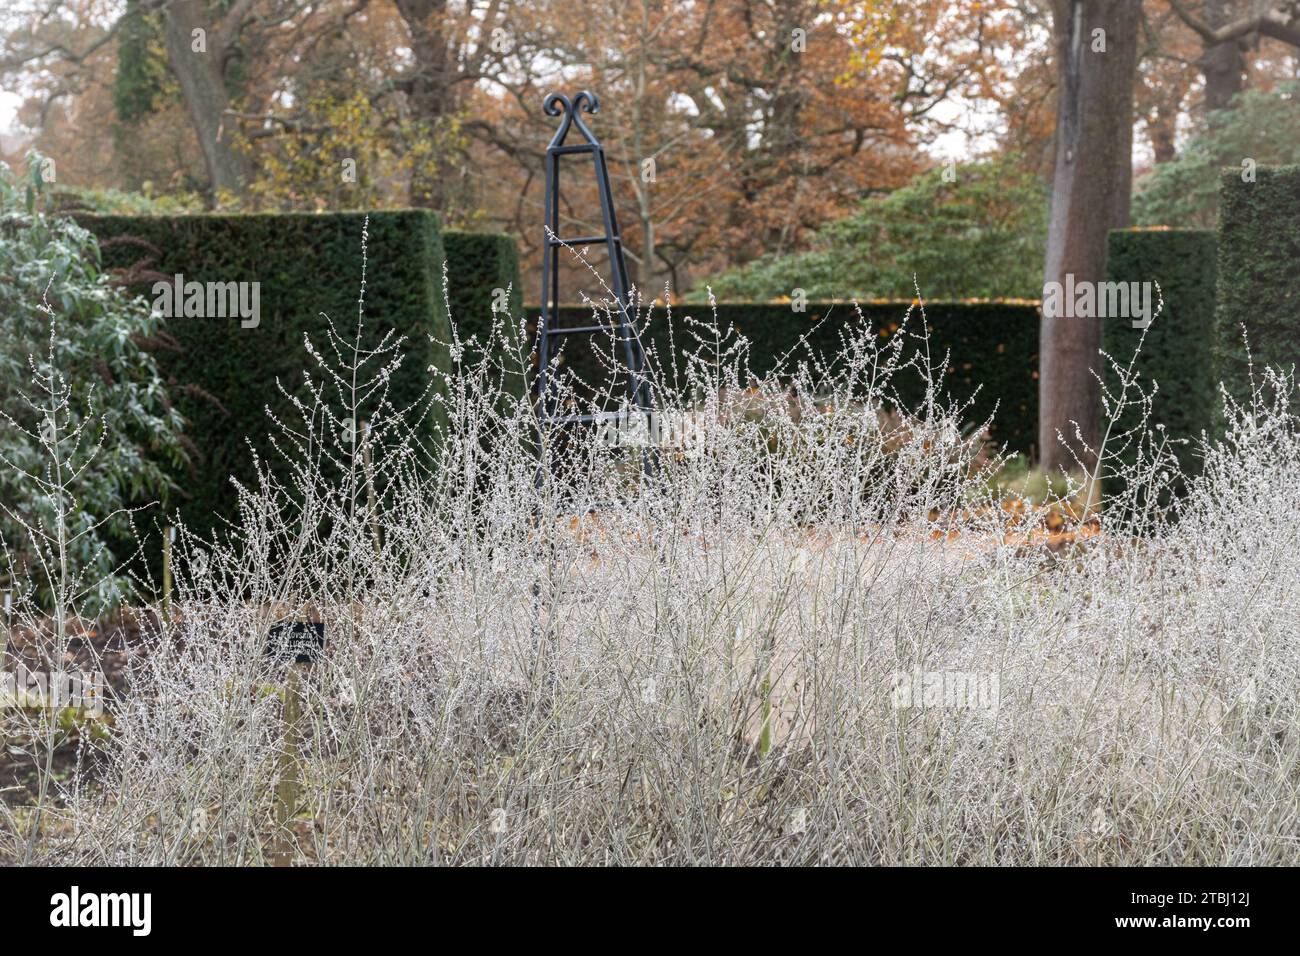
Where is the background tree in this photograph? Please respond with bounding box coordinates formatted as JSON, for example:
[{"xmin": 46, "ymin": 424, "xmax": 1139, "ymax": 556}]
[
  {"xmin": 466, "ymin": 0, "xmax": 1026, "ymax": 299},
  {"xmin": 461, "ymin": 0, "xmax": 927, "ymax": 300},
  {"xmin": 1136, "ymin": 1, "xmax": 1199, "ymax": 163},
  {"xmin": 1039, "ymin": 0, "xmax": 1140, "ymax": 473},
  {"xmin": 154, "ymin": 0, "xmax": 258, "ymax": 199},
  {"xmin": 1167, "ymin": 0, "xmax": 1300, "ymax": 111},
  {"xmin": 1133, "ymin": 80, "xmax": 1300, "ymax": 226}
]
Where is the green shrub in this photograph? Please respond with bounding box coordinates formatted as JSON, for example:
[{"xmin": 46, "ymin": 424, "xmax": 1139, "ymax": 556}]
[
  {"xmin": 531, "ymin": 300, "xmax": 1040, "ymax": 455},
  {"xmin": 51, "ymin": 186, "xmax": 205, "ymax": 217},
  {"xmin": 78, "ymin": 210, "xmax": 451, "ymax": 544},
  {"xmin": 695, "ymin": 155, "xmax": 1048, "ymax": 303},
  {"xmin": 1216, "ymin": 165, "xmax": 1300, "ymax": 407},
  {"xmin": 1103, "ymin": 228, "xmax": 1217, "ymax": 480},
  {"xmin": 0, "ymin": 159, "xmax": 187, "ymax": 611}
]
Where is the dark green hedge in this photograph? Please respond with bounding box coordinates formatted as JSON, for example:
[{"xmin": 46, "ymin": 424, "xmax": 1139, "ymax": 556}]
[
  {"xmin": 443, "ymin": 230, "xmax": 524, "ymax": 394},
  {"xmin": 443, "ymin": 230, "xmax": 522, "ymax": 340},
  {"xmin": 1217, "ymin": 165, "xmax": 1300, "ymax": 405},
  {"xmin": 529, "ymin": 301, "xmax": 1040, "ymax": 455},
  {"xmin": 1103, "ymin": 228, "xmax": 1218, "ymax": 480},
  {"xmin": 79, "ymin": 210, "xmax": 451, "ymax": 544}
]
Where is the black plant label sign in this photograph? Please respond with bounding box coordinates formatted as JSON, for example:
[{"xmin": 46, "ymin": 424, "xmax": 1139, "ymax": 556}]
[{"xmin": 266, "ymin": 621, "xmax": 325, "ymax": 665}]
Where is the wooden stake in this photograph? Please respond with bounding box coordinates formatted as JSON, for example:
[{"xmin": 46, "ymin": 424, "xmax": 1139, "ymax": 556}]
[
  {"xmin": 161, "ymin": 525, "xmax": 174, "ymax": 621},
  {"xmin": 272, "ymin": 664, "xmax": 306, "ymax": 866},
  {"xmin": 1, "ymin": 590, "xmax": 10, "ymax": 677}
]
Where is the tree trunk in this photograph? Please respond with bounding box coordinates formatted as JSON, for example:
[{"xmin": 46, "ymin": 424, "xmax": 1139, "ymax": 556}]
[
  {"xmin": 394, "ymin": 0, "xmax": 452, "ymax": 210},
  {"xmin": 1149, "ymin": 100, "xmax": 1178, "ymax": 163},
  {"xmin": 1039, "ymin": 0, "xmax": 1139, "ymax": 473},
  {"xmin": 638, "ymin": 214, "xmax": 658, "ymax": 301},
  {"xmin": 160, "ymin": 0, "xmax": 250, "ymax": 200},
  {"xmin": 1201, "ymin": 0, "xmax": 1247, "ymax": 113}
]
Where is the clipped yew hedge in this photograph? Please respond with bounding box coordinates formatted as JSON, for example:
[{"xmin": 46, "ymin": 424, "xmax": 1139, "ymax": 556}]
[
  {"xmin": 529, "ymin": 301, "xmax": 1041, "ymax": 455},
  {"xmin": 80, "ymin": 210, "xmax": 452, "ymax": 542},
  {"xmin": 1103, "ymin": 228, "xmax": 1218, "ymax": 481},
  {"xmin": 443, "ymin": 230, "xmax": 522, "ymax": 341},
  {"xmin": 1216, "ymin": 164, "xmax": 1300, "ymax": 406},
  {"xmin": 443, "ymin": 230, "xmax": 525, "ymax": 394}
]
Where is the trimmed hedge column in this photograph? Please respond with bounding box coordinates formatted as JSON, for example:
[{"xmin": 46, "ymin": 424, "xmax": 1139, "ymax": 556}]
[
  {"xmin": 443, "ymin": 231, "xmax": 522, "ymax": 341},
  {"xmin": 1216, "ymin": 164, "xmax": 1300, "ymax": 405},
  {"xmin": 528, "ymin": 301, "xmax": 1041, "ymax": 455},
  {"xmin": 443, "ymin": 230, "xmax": 525, "ymax": 395},
  {"xmin": 80, "ymin": 210, "xmax": 451, "ymax": 541},
  {"xmin": 1103, "ymin": 228, "xmax": 1218, "ymax": 478}
]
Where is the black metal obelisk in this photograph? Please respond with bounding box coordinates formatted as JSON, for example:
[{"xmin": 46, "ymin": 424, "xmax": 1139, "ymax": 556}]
[{"xmin": 535, "ymin": 91, "xmax": 653, "ymax": 434}]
